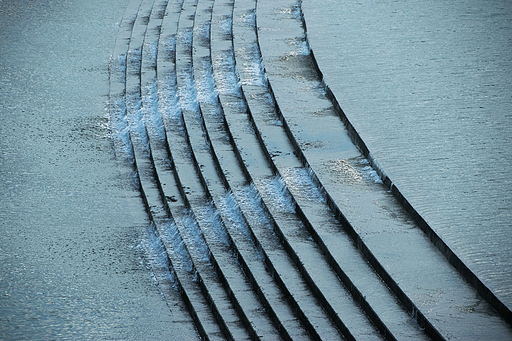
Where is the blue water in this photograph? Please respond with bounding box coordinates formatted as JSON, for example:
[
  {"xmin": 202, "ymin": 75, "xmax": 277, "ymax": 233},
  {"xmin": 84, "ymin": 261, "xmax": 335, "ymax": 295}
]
[{"xmin": 302, "ymin": 0, "xmax": 512, "ymax": 308}]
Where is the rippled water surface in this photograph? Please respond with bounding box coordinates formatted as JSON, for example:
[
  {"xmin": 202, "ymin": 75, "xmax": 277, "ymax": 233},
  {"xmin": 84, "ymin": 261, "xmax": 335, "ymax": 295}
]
[{"xmin": 303, "ymin": 0, "xmax": 512, "ymax": 307}]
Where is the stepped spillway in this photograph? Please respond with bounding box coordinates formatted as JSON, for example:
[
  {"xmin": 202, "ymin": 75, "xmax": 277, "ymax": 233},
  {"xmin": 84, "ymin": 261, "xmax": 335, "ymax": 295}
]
[{"xmin": 108, "ymin": 0, "xmax": 512, "ymax": 339}]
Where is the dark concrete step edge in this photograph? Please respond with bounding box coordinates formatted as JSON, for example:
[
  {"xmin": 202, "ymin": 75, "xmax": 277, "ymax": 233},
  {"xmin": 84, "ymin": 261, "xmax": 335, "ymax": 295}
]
[
  {"xmin": 210, "ymin": 36, "xmax": 332, "ymax": 341},
  {"xmin": 233, "ymin": 3, "xmax": 395, "ymax": 339},
  {"xmin": 161, "ymin": 4, "xmax": 273, "ymax": 338},
  {"xmin": 298, "ymin": 0, "xmax": 512, "ymax": 327},
  {"xmin": 255, "ymin": 27, "xmax": 445, "ymax": 341}
]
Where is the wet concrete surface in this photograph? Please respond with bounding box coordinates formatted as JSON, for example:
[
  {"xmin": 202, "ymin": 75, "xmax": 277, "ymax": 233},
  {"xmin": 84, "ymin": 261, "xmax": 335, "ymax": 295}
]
[
  {"xmin": 3, "ymin": 0, "xmax": 512, "ymax": 339},
  {"xmin": 302, "ymin": 0, "xmax": 512, "ymax": 310},
  {"xmin": 0, "ymin": 0, "xmax": 191, "ymax": 339}
]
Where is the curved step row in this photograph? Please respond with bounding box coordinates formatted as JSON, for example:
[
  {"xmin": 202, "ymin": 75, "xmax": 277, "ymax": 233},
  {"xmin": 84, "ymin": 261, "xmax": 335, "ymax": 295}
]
[
  {"xmin": 171, "ymin": 0, "xmax": 284, "ymax": 339},
  {"xmin": 193, "ymin": 1, "xmax": 315, "ymax": 340},
  {"xmin": 108, "ymin": 1, "xmax": 217, "ymax": 340},
  {"xmin": 230, "ymin": 0, "xmax": 429, "ymax": 340},
  {"xmin": 209, "ymin": 1, "xmax": 345, "ymax": 340},
  {"xmin": 112, "ymin": 0, "xmax": 248, "ymax": 339},
  {"xmin": 108, "ymin": 0, "xmax": 512, "ymax": 339},
  {"xmin": 255, "ymin": 0, "xmax": 512, "ymax": 339}
]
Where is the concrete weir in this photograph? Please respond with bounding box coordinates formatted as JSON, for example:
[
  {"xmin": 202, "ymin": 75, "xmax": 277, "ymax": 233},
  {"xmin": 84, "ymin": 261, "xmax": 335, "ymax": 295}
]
[
  {"xmin": 2, "ymin": 0, "xmax": 510, "ymax": 339},
  {"xmin": 108, "ymin": 0, "xmax": 512, "ymax": 338}
]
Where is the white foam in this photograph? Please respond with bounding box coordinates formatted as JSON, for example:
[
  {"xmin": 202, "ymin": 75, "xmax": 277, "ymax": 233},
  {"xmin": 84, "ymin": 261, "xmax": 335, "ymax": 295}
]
[
  {"xmin": 136, "ymin": 222, "xmax": 176, "ymax": 289},
  {"xmin": 158, "ymin": 72, "xmax": 183, "ymax": 124},
  {"xmin": 158, "ymin": 219, "xmax": 194, "ymax": 274},
  {"xmin": 194, "ymin": 201, "xmax": 230, "ymax": 247},
  {"xmin": 233, "ymin": 183, "xmax": 273, "ymax": 230},
  {"xmin": 255, "ymin": 175, "xmax": 296, "ymax": 214},
  {"xmin": 280, "ymin": 167, "xmax": 326, "ymax": 203},
  {"xmin": 238, "ymin": 43, "xmax": 267, "ymax": 87},
  {"xmin": 143, "ymin": 41, "xmax": 158, "ymax": 64},
  {"xmin": 125, "ymin": 93, "xmax": 151, "ymax": 156},
  {"xmin": 242, "ymin": 9, "xmax": 256, "ymax": 25},
  {"xmin": 178, "ymin": 65, "xmax": 201, "ymax": 114},
  {"xmin": 142, "ymin": 81, "xmax": 167, "ymax": 142},
  {"xmin": 359, "ymin": 158, "xmax": 383, "ymax": 184},
  {"xmin": 220, "ymin": 16, "xmax": 233, "ymax": 37},
  {"xmin": 109, "ymin": 97, "xmax": 134, "ymax": 160},
  {"xmin": 176, "ymin": 210, "xmax": 211, "ymax": 263},
  {"xmin": 213, "ymin": 51, "xmax": 242, "ymax": 96},
  {"xmin": 287, "ymin": 37, "xmax": 310, "ymax": 57},
  {"xmin": 114, "ymin": 54, "xmax": 127, "ymax": 83},
  {"xmin": 218, "ymin": 190, "xmax": 254, "ymax": 242},
  {"xmin": 363, "ymin": 165, "xmax": 383, "ymax": 184},
  {"xmin": 196, "ymin": 58, "xmax": 219, "ymax": 105}
]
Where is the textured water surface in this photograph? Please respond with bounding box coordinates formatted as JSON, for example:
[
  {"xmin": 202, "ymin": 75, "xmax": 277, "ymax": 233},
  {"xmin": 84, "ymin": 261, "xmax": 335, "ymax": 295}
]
[{"xmin": 303, "ymin": 0, "xmax": 512, "ymax": 307}]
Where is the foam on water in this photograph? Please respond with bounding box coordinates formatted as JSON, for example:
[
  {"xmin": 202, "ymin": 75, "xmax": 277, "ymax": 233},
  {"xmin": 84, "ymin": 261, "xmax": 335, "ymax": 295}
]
[
  {"xmin": 158, "ymin": 72, "xmax": 183, "ymax": 124},
  {"xmin": 360, "ymin": 159, "xmax": 384, "ymax": 184},
  {"xmin": 233, "ymin": 183, "xmax": 273, "ymax": 231},
  {"xmin": 220, "ymin": 15, "xmax": 233, "ymax": 38},
  {"xmin": 255, "ymin": 175, "xmax": 296, "ymax": 214},
  {"xmin": 128, "ymin": 47, "xmax": 142, "ymax": 72},
  {"xmin": 108, "ymin": 97, "xmax": 134, "ymax": 160},
  {"xmin": 218, "ymin": 190, "xmax": 256, "ymax": 244},
  {"xmin": 176, "ymin": 210, "xmax": 211, "ymax": 263},
  {"xmin": 142, "ymin": 81, "xmax": 167, "ymax": 142},
  {"xmin": 194, "ymin": 201, "xmax": 231, "ymax": 247},
  {"xmin": 285, "ymin": 36, "xmax": 309, "ymax": 57},
  {"xmin": 213, "ymin": 51, "xmax": 242, "ymax": 96},
  {"xmin": 178, "ymin": 66, "xmax": 201, "ymax": 114},
  {"xmin": 114, "ymin": 53, "xmax": 127, "ymax": 83},
  {"xmin": 238, "ymin": 43, "xmax": 267, "ymax": 87},
  {"xmin": 143, "ymin": 41, "xmax": 158, "ymax": 64},
  {"xmin": 280, "ymin": 167, "xmax": 326, "ymax": 203},
  {"xmin": 242, "ymin": 9, "xmax": 255, "ymax": 25},
  {"xmin": 137, "ymin": 222, "xmax": 177, "ymax": 290},
  {"xmin": 125, "ymin": 94, "xmax": 151, "ymax": 155},
  {"xmin": 196, "ymin": 57, "xmax": 219, "ymax": 105},
  {"xmin": 159, "ymin": 219, "xmax": 194, "ymax": 274}
]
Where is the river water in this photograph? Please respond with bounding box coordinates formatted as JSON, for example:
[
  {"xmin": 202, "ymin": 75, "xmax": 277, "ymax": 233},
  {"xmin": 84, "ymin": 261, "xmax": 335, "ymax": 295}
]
[
  {"xmin": 302, "ymin": 0, "xmax": 512, "ymax": 308},
  {"xmin": 0, "ymin": 0, "xmax": 189, "ymax": 339}
]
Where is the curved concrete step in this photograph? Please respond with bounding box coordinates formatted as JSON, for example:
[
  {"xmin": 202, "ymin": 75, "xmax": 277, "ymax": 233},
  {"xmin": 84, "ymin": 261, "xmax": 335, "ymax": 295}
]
[
  {"xmin": 255, "ymin": 0, "xmax": 512, "ymax": 339},
  {"xmin": 231, "ymin": 0, "xmax": 429, "ymax": 340},
  {"xmin": 108, "ymin": 0, "xmax": 512, "ymax": 339},
  {"xmin": 112, "ymin": 0, "xmax": 251, "ymax": 339}
]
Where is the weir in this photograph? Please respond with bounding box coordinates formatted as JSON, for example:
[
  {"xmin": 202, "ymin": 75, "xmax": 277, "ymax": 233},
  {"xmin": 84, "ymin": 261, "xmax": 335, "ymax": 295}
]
[{"xmin": 108, "ymin": 0, "xmax": 512, "ymax": 339}]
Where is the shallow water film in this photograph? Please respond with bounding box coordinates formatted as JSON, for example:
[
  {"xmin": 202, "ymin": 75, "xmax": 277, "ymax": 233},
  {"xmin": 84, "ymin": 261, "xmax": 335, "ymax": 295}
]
[{"xmin": 1, "ymin": 0, "xmax": 511, "ymax": 339}]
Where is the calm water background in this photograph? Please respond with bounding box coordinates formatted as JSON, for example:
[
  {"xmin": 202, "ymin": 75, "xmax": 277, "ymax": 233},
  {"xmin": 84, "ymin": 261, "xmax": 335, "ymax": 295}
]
[
  {"xmin": 303, "ymin": 0, "xmax": 512, "ymax": 308},
  {"xmin": 0, "ymin": 0, "xmax": 182, "ymax": 339}
]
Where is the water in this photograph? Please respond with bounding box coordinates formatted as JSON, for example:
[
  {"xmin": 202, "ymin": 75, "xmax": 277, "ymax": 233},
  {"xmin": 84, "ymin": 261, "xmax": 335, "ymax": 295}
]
[
  {"xmin": 0, "ymin": 0, "xmax": 183, "ymax": 338},
  {"xmin": 302, "ymin": 0, "xmax": 512, "ymax": 308}
]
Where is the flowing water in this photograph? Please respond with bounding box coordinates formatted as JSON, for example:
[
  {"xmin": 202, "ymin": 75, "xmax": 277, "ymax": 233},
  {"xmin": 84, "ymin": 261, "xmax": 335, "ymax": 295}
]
[{"xmin": 302, "ymin": 0, "xmax": 512, "ymax": 308}]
